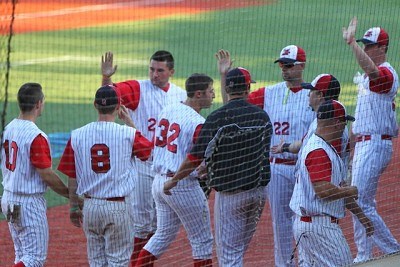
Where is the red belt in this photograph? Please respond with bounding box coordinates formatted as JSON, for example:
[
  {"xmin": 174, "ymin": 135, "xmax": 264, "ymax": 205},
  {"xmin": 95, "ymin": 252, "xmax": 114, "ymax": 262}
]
[
  {"xmin": 269, "ymin": 157, "xmax": 296, "ymax": 165},
  {"xmin": 300, "ymin": 216, "xmax": 339, "ymax": 224},
  {"xmin": 355, "ymin": 135, "xmax": 392, "ymax": 142},
  {"xmin": 84, "ymin": 195, "xmax": 125, "ymax": 202}
]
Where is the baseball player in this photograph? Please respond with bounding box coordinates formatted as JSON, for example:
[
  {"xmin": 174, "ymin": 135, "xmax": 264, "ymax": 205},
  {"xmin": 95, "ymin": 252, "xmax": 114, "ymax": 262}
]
[
  {"xmin": 1, "ymin": 83, "xmax": 69, "ymax": 267},
  {"xmin": 135, "ymin": 73, "xmax": 215, "ymax": 267},
  {"xmin": 216, "ymin": 47, "xmax": 315, "ymax": 266},
  {"xmin": 342, "ymin": 17, "xmax": 400, "ymax": 262},
  {"xmin": 271, "ymin": 74, "xmax": 350, "ymax": 175},
  {"xmin": 164, "ymin": 68, "xmax": 272, "ymax": 267},
  {"xmin": 57, "ymin": 85, "xmax": 153, "ymax": 267},
  {"xmin": 101, "ymin": 51, "xmax": 187, "ymax": 265},
  {"xmin": 289, "ymin": 100, "xmax": 374, "ymax": 267}
]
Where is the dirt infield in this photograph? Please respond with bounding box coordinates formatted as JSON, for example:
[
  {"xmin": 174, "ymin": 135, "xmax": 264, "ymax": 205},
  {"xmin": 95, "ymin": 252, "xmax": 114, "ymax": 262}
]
[
  {"xmin": 1, "ymin": 140, "xmax": 399, "ymax": 266},
  {"xmin": 7, "ymin": 0, "xmax": 274, "ymax": 34}
]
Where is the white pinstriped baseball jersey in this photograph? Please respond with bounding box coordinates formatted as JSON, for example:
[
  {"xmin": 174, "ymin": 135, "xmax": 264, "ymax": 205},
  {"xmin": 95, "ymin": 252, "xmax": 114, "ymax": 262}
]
[
  {"xmin": 353, "ymin": 62, "xmax": 399, "ymax": 136},
  {"xmin": 301, "ymin": 118, "xmax": 349, "ymax": 160},
  {"xmin": 70, "ymin": 122, "xmax": 137, "ymax": 198},
  {"xmin": 1, "ymin": 119, "xmax": 48, "ymax": 194},
  {"xmin": 127, "ymin": 80, "xmax": 187, "ymax": 146},
  {"xmin": 262, "ymin": 82, "xmax": 315, "ymax": 160},
  {"xmin": 152, "ymin": 102, "xmax": 204, "ymax": 178},
  {"xmin": 290, "ymin": 134, "xmax": 346, "ymax": 219}
]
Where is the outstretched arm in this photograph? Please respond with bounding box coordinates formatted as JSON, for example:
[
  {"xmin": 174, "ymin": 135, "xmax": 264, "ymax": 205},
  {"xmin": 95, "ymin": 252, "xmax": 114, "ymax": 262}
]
[
  {"xmin": 215, "ymin": 49, "xmax": 233, "ymax": 104},
  {"xmin": 345, "ymin": 197, "xmax": 374, "ymax": 236},
  {"xmin": 312, "ymin": 180, "xmax": 358, "ymax": 202},
  {"xmin": 37, "ymin": 168, "xmax": 69, "ymax": 198},
  {"xmin": 271, "ymin": 139, "xmax": 302, "ymax": 154},
  {"xmin": 101, "ymin": 51, "xmax": 118, "ymax": 85},
  {"xmin": 163, "ymin": 157, "xmax": 201, "ymax": 195},
  {"xmin": 342, "ymin": 17, "xmax": 380, "ymax": 80}
]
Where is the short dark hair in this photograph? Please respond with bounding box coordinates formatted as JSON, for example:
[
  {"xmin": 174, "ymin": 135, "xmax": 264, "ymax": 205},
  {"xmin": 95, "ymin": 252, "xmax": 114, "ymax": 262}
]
[
  {"xmin": 185, "ymin": 73, "xmax": 213, "ymax": 98},
  {"xmin": 17, "ymin": 83, "xmax": 44, "ymax": 112},
  {"xmin": 150, "ymin": 50, "xmax": 174, "ymax": 70}
]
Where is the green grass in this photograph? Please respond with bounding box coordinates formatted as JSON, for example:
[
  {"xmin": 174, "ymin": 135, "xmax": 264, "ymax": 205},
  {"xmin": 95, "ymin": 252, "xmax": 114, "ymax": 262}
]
[{"xmin": 1, "ymin": 0, "xmax": 400, "ymax": 211}]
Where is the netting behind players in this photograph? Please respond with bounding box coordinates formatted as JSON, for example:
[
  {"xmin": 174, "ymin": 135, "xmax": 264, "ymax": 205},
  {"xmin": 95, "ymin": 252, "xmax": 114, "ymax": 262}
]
[{"xmin": 1, "ymin": 0, "xmax": 400, "ymax": 266}]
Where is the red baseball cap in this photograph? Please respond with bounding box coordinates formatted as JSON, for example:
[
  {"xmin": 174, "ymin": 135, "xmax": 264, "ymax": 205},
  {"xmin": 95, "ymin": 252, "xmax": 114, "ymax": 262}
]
[
  {"xmin": 356, "ymin": 27, "xmax": 389, "ymax": 47},
  {"xmin": 226, "ymin": 67, "xmax": 256, "ymax": 91},
  {"xmin": 274, "ymin": 45, "xmax": 306, "ymax": 63},
  {"xmin": 317, "ymin": 100, "xmax": 355, "ymax": 122},
  {"xmin": 301, "ymin": 74, "xmax": 341, "ymax": 99}
]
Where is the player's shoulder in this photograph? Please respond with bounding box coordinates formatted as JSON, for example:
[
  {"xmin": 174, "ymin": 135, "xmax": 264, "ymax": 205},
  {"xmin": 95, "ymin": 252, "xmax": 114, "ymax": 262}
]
[{"xmin": 266, "ymin": 81, "xmax": 286, "ymax": 90}]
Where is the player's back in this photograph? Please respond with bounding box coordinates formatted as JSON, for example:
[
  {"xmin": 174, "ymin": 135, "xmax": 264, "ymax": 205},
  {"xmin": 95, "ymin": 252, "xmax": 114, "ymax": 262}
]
[
  {"xmin": 130, "ymin": 80, "xmax": 187, "ymax": 142},
  {"xmin": 1, "ymin": 119, "xmax": 47, "ymax": 194},
  {"xmin": 70, "ymin": 121, "xmax": 136, "ymax": 198},
  {"xmin": 152, "ymin": 103, "xmax": 204, "ymax": 175}
]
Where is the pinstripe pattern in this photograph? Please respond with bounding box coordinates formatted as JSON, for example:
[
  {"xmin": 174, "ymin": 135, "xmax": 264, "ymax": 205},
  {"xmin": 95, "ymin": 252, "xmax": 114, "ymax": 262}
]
[
  {"xmin": 129, "ymin": 161, "xmax": 157, "ymax": 238},
  {"xmin": 292, "ymin": 216, "xmax": 352, "ymax": 267},
  {"xmin": 71, "ymin": 122, "xmax": 136, "ymax": 198},
  {"xmin": 352, "ymin": 138, "xmax": 400, "ymax": 261},
  {"xmin": 290, "ymin": 134, "xmax": 346, "ymax": 218},
  {"xmin": 353, "ymin": 62, "xmax": 398, "ymax": 136},
  {"xmin": 127, "ymin": 80, "xmax": 186, "ymax": 239},
  {"xmin": 144, "ymin": 103, "xmax": 213, "ymax": 260},
  {"xmin": 70, "ymin": 121, "xmax": 137, "ymax": 266},
  {"xmin": 1, "ymin": 119, "xmax": 48, "ymax": 194},
  {"xmin": 290, "ymin": 134, "xmax": 350, "ymax": 266},
  {"xmin": 145, "ymin": 174, "xmax": 213, "ymax": 259},
  {"xmin": 1, "ymin": 119, "xmax": 50, "ymax": 266},
  {"xmin": 1, "ymin": 191, "xmax": 48, "ymax": 267},
  {"xmin": 214, "ymin": 186, "xmax": 267, "ymax": 267},
  {"xmin": 263, "ymin": 83, "xmax": 315, "ymax": 267},
  {"xmin": 351, "ymin": 62, "xmax": 400, "ymax": 262},
  {"xmin": 83, "ymin": 198, "xmax": 133, "ymax": 267}
]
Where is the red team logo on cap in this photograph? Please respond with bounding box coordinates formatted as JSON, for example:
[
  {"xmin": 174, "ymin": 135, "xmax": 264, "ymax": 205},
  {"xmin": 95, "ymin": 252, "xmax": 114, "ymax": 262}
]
[
  {"xmin": 282, "ymin": 49, "xmax": 290, "ymax": 56},
  {"xmin": 364, "ymin": 31, "xmax": 373, "ymax": 37}
]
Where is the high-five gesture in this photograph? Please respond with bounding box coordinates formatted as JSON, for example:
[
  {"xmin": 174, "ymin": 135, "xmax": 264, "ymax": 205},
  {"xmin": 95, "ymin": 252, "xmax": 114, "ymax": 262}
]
[
  {"xmin": 101, "ymin": 51, "xmax": 118, "ymax": 85},
  {"xmin": 215, "ymin": 49, "xmax": 233, "ymax": 75},
  {"xmin": 342, "ymin": 16, "xmax": 357, "ymax": 45}
]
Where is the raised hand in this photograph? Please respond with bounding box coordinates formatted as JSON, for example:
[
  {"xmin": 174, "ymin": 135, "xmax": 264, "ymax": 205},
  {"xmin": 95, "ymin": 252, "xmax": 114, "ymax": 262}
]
[
  {"xmin": 342, "ymin": 16, "xmax": 357, "ymax": 45},
  {"xmin": 215, "ymin": 49, "xmax": 233, "ymax": 75},
  {"xmin": 101, "ymin": 51, "xmax": 118, "ymax": 78}
]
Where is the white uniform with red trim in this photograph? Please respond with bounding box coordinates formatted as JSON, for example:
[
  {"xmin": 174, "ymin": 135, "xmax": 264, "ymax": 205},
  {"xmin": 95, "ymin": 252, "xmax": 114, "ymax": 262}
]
[
  {"xmin": 301, "ymin": 118, "xmax": 350, "ymax": 172},
  {"xmin": 290, "ymin": 134, "xmax": 352, "ymax": 267},
  {"xmin": 58, "ymin": 121, "xmax": 150, "ymax": 267},
  {"xmin": 351, "ymin": 62, "xmax": 400, "ymax": 262},
  {"xmin": 1, "ymin": 119, "xmax": 50, "ymax": 267},
  {"xmin": 248, "ymin": 83, "xmax": 315, "ymax": 267},
  {"xmin": 115, "ymin": 79, "xmax": 186, "ymax": 239},
  {"xmin": 145, "ymin": 102, "xmax": 213, "ymax": 260}
]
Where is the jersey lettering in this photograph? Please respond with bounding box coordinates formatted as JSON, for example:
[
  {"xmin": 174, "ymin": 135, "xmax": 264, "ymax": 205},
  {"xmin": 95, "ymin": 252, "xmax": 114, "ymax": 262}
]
[
  {"xmin": 3, "ymin": 140, "xmax": 18, "ymax": 171},
  {"xmin": 274, "ymin": 121, "xmax": 290, "ymax": 135},
  {"xmin": 155, "ymin": 119, "xmax": 181, "ymax": 153},
  {"xmin": 90, "ymin": 144, "xmax": 110, "ymax": 173}
]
